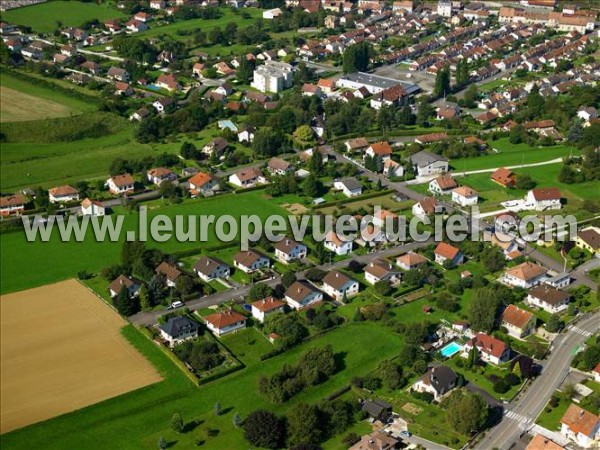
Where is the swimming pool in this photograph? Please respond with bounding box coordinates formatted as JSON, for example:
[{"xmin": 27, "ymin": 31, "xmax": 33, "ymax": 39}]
[{"xmin": 440, "ymin": 341, "xmax": 463, "ymax": 358}]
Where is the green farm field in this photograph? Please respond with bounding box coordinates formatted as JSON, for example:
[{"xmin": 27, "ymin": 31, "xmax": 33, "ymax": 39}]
[
  {"xmin": 0, "ymin": 86, "xmax": 75, "ymax": 122},
  {"xmin": 0, "ymin": 190, "xmax": 288, "ymax": 294},
  {"xmin": 2, "ymin": 1, "xmax": 126, "ymax": 33},
  {"xmin": 0, "ymin": 322, "xmax": 402, "ymax": 449},
  {"xmin": 450, "ymin": 138, "xmax": 579, "ymax": 172}
]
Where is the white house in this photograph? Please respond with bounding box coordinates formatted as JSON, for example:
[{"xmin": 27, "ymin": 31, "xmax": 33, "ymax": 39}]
[
  {"xmin": 155, "ymin": 262, "xmax": 182, "ymax": 288},
  {"xmin": 365, "ymin": 141, "xmax": 393, "ymax": 161},
  {"xmin": 250, "ymin": 297, "xmax": 286, "ymax": 323},
  {"xmin": 147, "ymin": 167, "xmax": 177, "ymax": 186},
  {"xmin": 48, "ymin": 185, "xmax": 80, "ymax": 203},
  {"xmin": 188, "ymin": 172, "xmax": 219, "ymax": 196},
  {"xmin": 237, "ymin": 126, "xmax": 256, "ymax": 143},
  {"xmin": 526, "ymin": 285, "xmax": 570, "ymax": 314},
  {"xmin": 325, "ymin": 231, "xmax": 353, "ymax": 255},
  {"xmin": 560, "ymin": 404, "xmax": 600, "ymax": 449},
  {"xmin": 451, "ymin": 186, "xmax": 479, "ymax": 207},
  {"xmin": 263, "ymin": 7, "xmax": 282, "ymax": 19},
  {"xmin": 501, "ymin": 304, "xmax": 536, "ymax": 339},
  {"xmin": 108, "ymin": 275, "xmax": 140, "ymax": 298},
  {"xmin": 412, "ymin": 365, "xmax": 457, "ymax": 400},
  {"xmin": 80, "ymin": 198, "xmax": 105, "ymax": 216},
  {"xmin": 0, "ymin": 194, "xmax": 26, "ymax": 216},
  {"xmin": 503, "ymin": 262, "xmax": 547, "ymax": 289},
  {"xmin": 251, "ymin": 61, "xmax": 293, "ymax": 93},
  {"xmin": 412, "ymin": 197, "xmax": 439, "ymax": 219},
  {"xmin": 284, "ymin": 281, "xmax": 323, "ymax": 309},
  {"xmin": 321, "ymin": 270, "xmax": 359, "ymax": 301},
  {"xmin": 525, "ymin": 188, "xmax": 561, "ymax": 211},
  {"xmin": 396, "ymin": 252, "xmax": 428, "ymax": 271},
  {"xmin": 194, "ymin": 256, "xmax": 230, "ymax": 281},
  {"xmin": 383, "ymin": 159, "xmax": 404, "ymax": 178},
  {"xmin": 106, "ymin": 173, "xmax": 135, "ymax": 195},
  {"xmin": 409, "ymin": 151, "xmax": 449, "ymax": 177},
  {"xmin": 577, "ymin": 107, "xmax": 598, "ymax": 123},
  {"xmin": 229, "ymin": 167, "xmax": 266, "ymax": 188},
  {"xmin": 159, "ymin": 316, "xmax": 200, "ymax": 347},
  {"xmin": 274, "ymin": 237, "xmax": 307, "ymax": 263},
  {"xmin": 434, "ymin": 242, "xmax": 463, "ymax": 266},
  {"xmin": 429, "ymin": 175, "xmax": 457, "ymax": 195},
  {"xmin": 462, "ymin": 333, "xmax": 510, "ymax": 366},
  {"xmin": 333, "ymin": 177, "xmax": 362, "ymax": 197},
  {"xmin": 204, "ymin": 310, "xmax": 246, "ymax": 336},
  {"xmin": 233, "ymin": 249, "xmax": 270, "ymax": 273},
  {"xmin": 364, "ymin": 259, "xmax": 402, "ymax": 285}
]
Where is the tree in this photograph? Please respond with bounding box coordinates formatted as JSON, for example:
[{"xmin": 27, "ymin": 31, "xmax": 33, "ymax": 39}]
[
  {"xmin": 214, "ymin": 401, "xmax": 222, "ymax": 416},
  {"xmin": 157, "ymin": 436, "xmax": 167, "ymax": 450},
  {"xmin": 282, "ymin": 271, "xmax": 297, "ymax": 289},
  {"xmin": 293, "ymin": 125, "xmax": 314, "ymax": 144},
  {"xmin": 468, "ymin": 287, "xmax": 502, "ymax": 332},
  {"xmin": 515, "ymin": 174, "xmax": 536, "ymax": 190},
  {"xmin": 377, "ymin": 359, "xmax": 403, "ymax": 390},
  {"xmin": 303, "ymin": 174, "xmax": 320, "ymax": 197},
  {"xmin": 441, "ymin": 389, "xmax": 488, "ymax": 435},
  {"xmin": 373, "ymin": 280, "xmax": 393, "ymax": 296},
  {"xmin": 462, "ymin": 84, "xmax": 479, "ymax": 109},
  {"xmin": 546, "ymin": 314, "xmax": 562, "ymax": 333},
  {"xmin": 434, "ymin": 65, "xmax": 451, "ymax": 98},
  {"xmin": 233, "ymin": 413, "xmax": 242, "ymax": 428},
  {"xmin": 175, "ymin": 275, "xmax": 195, "ymax": 295},
  {"xmin": 342, "ymin": 41, "xmax": 371, "ymax": 73},
  {"xmin": 509, "ymin": 124, "xmax": 527, "ymax": 145},
  {"xmin": 480, "ymin": 247, "xmax": 506, "ymax": 273},
  {"xmin": 243, "ymin": 410, "xmax": 286, "ymax": 449},
  {"xmin": 287, "ymin": 403, "xmax": 322, "ymax": 446},
  {"xmin": 171, "ymin": 413, "xmax": 184, "ymax": 433},
  {"xmin": 264, "ymin": 313, "xmax": 308, "ymax": 348},
  {"xmin": 139, "ymin": 284, "xmax": 152, "ymax": 310},
  {"xmin": 114, "ymin": 285, "xmax": 139, "ymax": 316}
]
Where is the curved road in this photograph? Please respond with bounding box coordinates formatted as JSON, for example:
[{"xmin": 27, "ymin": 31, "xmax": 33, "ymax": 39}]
[{"xmin": 474, "ymin": 311, "xmax": 600, "ymax": 450}]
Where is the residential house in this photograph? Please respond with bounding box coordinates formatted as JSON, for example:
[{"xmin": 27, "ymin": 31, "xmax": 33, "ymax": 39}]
[
  {"xmin": 202, "ymin": 137, "xmax": 229, "ymax": 157},
  {"xmin": 452, "ymin": 186, "xmax": 479, "ymax": 207},
  {"xmin": 383, "ymin": 159, "xmax": 404, "ymax": 178},
  {"xmin": 301, "ymin": 83, "xmax": 321, "ymax": 97},
  {"xmin": 317, "ymin": 78, "xmax": 336, "ymax": 94},
  {"xmin": 333, "ymin": 177, "xmax": 362, "ymax": 197},
  {"xmin": 392, "ymin": 0, "xmax": 413, "ymax": 12},
  {"xmin": 525, "ymin": 188, "xmax": 561, "ymax": 211},
  {"xmin": 188, "ymin": 172, "xmax": 219, "ymax": 197},
  {"xmin": 429, "ymin": 175, "xmax": 457, "ymax": 195},
  {"xmin": 108, "ymin": 275, "xmax": 140, "ymax": 298},
  {"xmin": 364, "ymin": 259, "xmax": 402, "ymax": 285},
  {"xmin": 503, "ymin": 262, "xmax": 548, "ymax": 289},
  {"xmin": 267, "ymin": 157, "xmax": 293, "ymax": 176},
  {"xmin": 501, "ymin": 304, "xmax": 536, "ymax": 338},
  {"xmin": 80, "ymin": 198, "xmax": 105, "ymax": 216},
  {"xmin": 361, "ymin": 399, "xmax": 393, "ymax": 422},
  {"xmin": 412, "ymin": 197, "xmax": 440, "ymax": 219},
  {"xmin": 229, "ymin": 167, "xmax": 265, "ymax": 188},
  {"xmin": 155, "ymin": 262, "xmax": 182, "ymax": 288},
  {"xmin": 152, "ymin": 97, "xmax": 174, "ymax": 114},
  {"xmin": 114, "ymin": 81, "xmax": 133, "ymax": 96},
  {"xmin": 575, "ymin": 227, "xmax": 600, "ymax": 255},
  {"xmin": 546, "ymin": 272, "xmax": 571, "ymax": 290},
  {"xmin": 263, "ymin": 7, "xmax": 283, "ymax": 19},
  {"xmin": 159, "ymin": 316, "xmax": 200, "ymax": 347},
  {"xmin": 412, "ymin": 365, "xmax": 457, "ymax": 400},
  {"xmin": 155, "ymin": 73, "xmax": 181, "ymax": 91},
  {"xmin": 150, "ymin": 0, "xmax": 166, "ymax": 9},
  {"xmin": 204, "ymin": 310, "xmax": 246, "ymax": 336},
  {"xmin": 409, "ymin": 151, "xmax": 449, "ymax": 177},
  {"xmin": 192, "ymin": 62, "xmax": 205, "ymax": 77},
  {"xmin": 462, "ymin": 333, "xmax": 510, "ymax": 365},
  {"xmin": 325, "ymin": 231, "xmax": 353, "ymax": 255},
  {"xmin": 560, "ymin": 404, "xmax": 600, "ymax": 449},
  {"xmin": 274, "ymin": 237, "xmax": 307, "ymax": 263},
  {"xmin": 147, "ymin": 167, "xmax": 176, "ymax": 186},
  {"xmin": 365, "ymin": 141, "xmax": 393, "ymax": 161},
  {"xmin": 525, "ymin": 435, "xmax": 565, "ymax": 450},
  {"xmin": 344, "ymin": 137, "xmax": 369, "ymax": 152},
  {"xmin": 373, "ymin": 209, "xmax": 398, "ymax": 229},
  {"xmin": 434, "ymin": 242, "xmax": 463, "ymax": 266},
  {"xmin": 237, "ymin": 126, "xmax": 256, "ymax": 143},
  {"xmin": 126, "ymin": 19, "xmax": 148, "ymax": 32},
  {"xmin": 134, "ymin": 11, "xmax": 151, "ymax": 22},
  {"xmin": 193, "ymin": 256, "xmax": 230, "ymax": 282},
  {"xmin": 321, "ymin": 270, "xmax": 359, "ymax": 301},
  {"xmin": 491, "ymin": 167, "xmax": 517, "ymax": 188},
  {"xmin": 251, "ymin": 61, "xmax": 293, "ymax": 93},
  {"xmin": 349, "ymin": 431, "xmax": 401, "ymax": 450},
  {"xmin": 0, "ymin": 194, "xmax": 26, "ymax": 216},
  {"xmin": 48, "ymin": 185, "xmax": 80, "ymax": 203},
  {"xmin": 106, "ymin": 173, "xmax": 135, "ymax": 195},
  {"xmin": 284, "ymin": 281, "xmax": 324, "ymax": 309},
  {"xmin": 578, "ymin": 107, "xmax": 598, "ymax": 125},
  {"xmin": 414, "ymin": 133, "xmax": 450, "ymax": 145},
  {"xmin": 526, "ymin": 285, "xmax": 570, "ymax": 314},
  {"xmin": 251, "ymin": 297, "xmax": 286, "ymax": 323},
  {"xmin": 396, "ymin": 252, "xmax": 428, "ymax": 271},
  {"xmin": 106, "ymin": 66, "xmax": 129, "ymax": 82},
  {"xmin": 233, "ymin": 249, "xmax": 270, "ymax": 273},
  {"xmin": 491, "ymin": 233, "xmax": 522, "ymax": 260}
]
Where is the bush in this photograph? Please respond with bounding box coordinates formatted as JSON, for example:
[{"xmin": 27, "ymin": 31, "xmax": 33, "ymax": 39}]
[
  {"xmin": 504, "ymin": 372, "xmax": 520, "ymax": 386},
  {"xmin": 493, "ymin": 379, "xmax": 509, "ymax": 394}
]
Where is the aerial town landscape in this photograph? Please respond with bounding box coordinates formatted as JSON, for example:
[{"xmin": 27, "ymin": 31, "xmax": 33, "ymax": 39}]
[{"xmin": 0, "ymin": 0, "xmax": 599, "ymax": 448}]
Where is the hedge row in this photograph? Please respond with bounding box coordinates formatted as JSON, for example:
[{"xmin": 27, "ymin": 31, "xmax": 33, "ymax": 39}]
[{"xmin": 313, "ymin": 189, "xmax": 394, "ymax": 210}]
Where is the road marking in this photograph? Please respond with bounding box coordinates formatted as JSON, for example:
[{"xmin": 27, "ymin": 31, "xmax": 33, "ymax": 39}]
[
  {"xmin": 571, "ymin": 326, "xmax": 593, "ymax": 337},
  {"xmin": 504, "ymin": 410, "xmax": 531, "ymax": 424}
]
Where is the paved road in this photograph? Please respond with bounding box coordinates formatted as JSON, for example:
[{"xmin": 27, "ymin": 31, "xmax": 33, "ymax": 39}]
[{"xmin": 474, "ymin": 311, "xmax": 600, "ymax": 450}]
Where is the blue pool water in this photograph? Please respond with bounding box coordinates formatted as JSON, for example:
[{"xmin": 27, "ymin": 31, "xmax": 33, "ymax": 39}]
[
  {"xmin": 147, "ymin": 84, "xmax": 161, "ymax": 91},
  {"xmin": 440, "ymin": 341, "xmax": 463, "ymax": 358}
]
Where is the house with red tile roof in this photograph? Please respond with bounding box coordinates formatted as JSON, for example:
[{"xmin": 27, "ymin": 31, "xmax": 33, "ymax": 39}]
[
  {"xmin": 106, "ymin": 174, "xmax": 135, "ymax": 195},
  {"xmin": 491, "ymin": 167, "xmax": 517, "ymax": 188},
  {"xmin": 503, "ymin": 262, "xmax": 547, "ymax": 289},
  {"xmin": 525, "ymin": 188, "xmax": 561, "ymax": 211},
  {"xmin": 396, "ymin": 252, "xmax": 428, "ymax": 271},
  {"xmin": 434, "ymin": 242, "xmax": 464, "ymax": 267},
  {"xmin": 250, "ymin": 297, "xmax": 285, "ymax": 322},
  {"xmin": 560, "ymin": 404, "xmax": 600, "ymax": 448},
  {"xmin": 204, "ymin": 310, "xmax": 246, "ymax": 336},
  {"xmin": 501, "ymin": 304, "xmax": 536, "ymax": 338},
  {"xmin": 462, "ymin": 333, "xmax": 510, "ymax": 365}
]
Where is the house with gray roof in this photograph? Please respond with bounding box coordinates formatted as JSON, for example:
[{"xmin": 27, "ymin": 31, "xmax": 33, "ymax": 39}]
[
  {"xmin": 159, "ymin": 316, "xmax": 200, "ymax": 347},
  {"xmin": 409, "ymin": 151, "xmax": 449, "ymax": 177}
]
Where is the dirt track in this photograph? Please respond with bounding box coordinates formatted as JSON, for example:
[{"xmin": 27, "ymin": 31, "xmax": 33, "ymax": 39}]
[{"xmin": 0, "ymin": 279, "xmax": 162, "ymax": 434}]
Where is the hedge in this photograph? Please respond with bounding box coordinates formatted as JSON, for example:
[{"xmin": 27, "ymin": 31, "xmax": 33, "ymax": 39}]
[{"xmin": 312, "ymin": 189, "xmax": 394, "ymax": 210}]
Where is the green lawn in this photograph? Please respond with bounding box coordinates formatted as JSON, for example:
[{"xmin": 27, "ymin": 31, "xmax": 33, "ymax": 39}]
[
  {"xmin": 219, "ymin": 327, "xmax": 274, "ymax": 366},
  {"xmin": 2, "ymin": 1, "xmax": 126, "ymax": 33},
  {"xmin": 536, "ymin": 392, "xmax": 570, "ymax": 431},
  {"xmin": 450, "ymin": 138, "xmax": 579, "ymax": 172},
  {"xmin": 138, "ymin": 8, "xmax": 263, "ymax": 40},
  {"xmin": 0, "ymin": 190, "xmax": 288, "ymax": 294},
  {"xmin": 0, "ymin": 322, "xmax": 402, "ymax": 450}
]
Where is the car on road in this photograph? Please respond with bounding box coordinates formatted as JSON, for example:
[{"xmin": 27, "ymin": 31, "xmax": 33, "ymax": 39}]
[
  {"xmin": 167, "ymin": 300, "xmax": 184, "ymax": 309},
  {"xmin": 399, "ymin": 431, "xmax": 411, "ymax": 438}
]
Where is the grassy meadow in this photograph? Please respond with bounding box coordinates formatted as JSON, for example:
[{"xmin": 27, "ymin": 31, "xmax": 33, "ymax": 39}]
[{"xmin": 2, "ymin": 1, "xmax": 126, "ymax": 33}]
